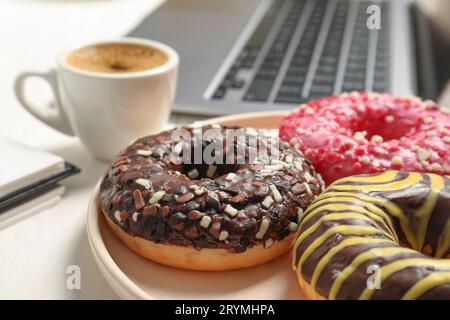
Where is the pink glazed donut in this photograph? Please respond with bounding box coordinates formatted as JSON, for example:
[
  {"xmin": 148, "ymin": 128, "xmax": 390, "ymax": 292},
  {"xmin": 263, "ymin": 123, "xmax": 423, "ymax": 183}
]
[{"xmin": 279, "ymin": 92, "xmax": 450, "ymax": 185}]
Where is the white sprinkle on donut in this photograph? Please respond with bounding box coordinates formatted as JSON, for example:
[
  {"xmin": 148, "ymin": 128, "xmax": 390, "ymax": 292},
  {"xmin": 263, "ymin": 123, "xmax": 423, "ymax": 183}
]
[
  {"xmin": 269, "ymin": 184, "xmax": 282, "ymax": 203},
  {"xmin": 385, "ymin": 115, "xmax": 394, "ymax": 123},
  {"xmin": 297, "ymin": 208, "xmax": 305, "ymax": 223},
  {"xmin": 219, "ymin": 231, "xmax": 229, "ymax": 241},
  {"xmin": 188, "ymin": 169, "xmax": 199, "ymax": 179},
  {"xmin": 344, "ymin": 150, "xmax": 354, "ymax": 156},
  {"xmin": 417, "ymin": 148, "xmax": 431, "ymax": 161},
  {"xmin": 361, "ymin": 156, "xmax": 371, "ymax": 164},
  {"xmin": 136, "ymin": 149, "xmax": 152, "ymax": 156},
  {"xmin": 224, "ymin": 204, "xmax": 238, "ymax": 217},
  {"xmin": 284, "ymin": 154, "xmax": 294, "ymax": 163},
  {"xmin": 371, "ymin": 135, "xmax": 383, "ymax": 143},
  {"xmin": 391, "ymin": 156, "xmax": 404, "ymax": 166},
  {"xmin": 271, "ymin": 159, "xmax": 290, "ymax": 168},
  {"xmin": 288, "ymin": 222, "xmax": 299, "ymax": 232},
  {"xmin": 200, "ymin": 216, "xmax": 212, "ymax": 228},
  {"xmin": 424, "ymin": 116, "xmax": 433, "ymax": 124},
  {"xmin": 421, "ymin": 160, "xmax": 430, "ymax": 168},
  {"xmin": 225, "ymin": 173, "xmax": 236, "ymax": 181},
  {"xmin": 304, "ymin": 182, "xmax": 313, "ymax": 195},
  {"xmin": 132, "ymin": 212, "xmax": 140, "ymax": 222},
  {"xmin": 255, "ymin": 218, "xmax": 270, "ymax": 239},
  {"xmin": 194, "ymin": 187, "xmax": 207, "ymax": 196},
  {"xmin": 354, "ymin": 131, "xmax": 367, "ymax": 141},
  {"xmin": 264, "ymin": 238, "xmax": 274, "ymax": 248},
  {"xmin": 304, "ymin": 171, "xmax": 312, "ymax": 183},
  {"xmin": 304, "ymin": 107, "xmax": 314, "ymax": 115},
  {"xmin": 264, "ymin": 164, "xmax": 284, "ymax": 171},
  {"xmin": 149, "ymin": 191, "xmax": 165, "ymax": 204},
  {"xmin": 172, "ymin": 141, "xmax": 183, "ymax": 155},
  {"xmin": 206, "ymin": 165, "xmax": 217, "ymax": 178},
  {"xmin": 261, "ymin": 196, "xmax": 274, "ymax": 209},
  {"xmin": 136, "ymin": 178, "xmax": 151, "ymax": 190},
  {"xmin": 429, "ymin": 163, "xmax": 442, "ymax": 171},
  {"xmin": 114, "ymin": 210, "xmax": 122, "ymax": 223}
]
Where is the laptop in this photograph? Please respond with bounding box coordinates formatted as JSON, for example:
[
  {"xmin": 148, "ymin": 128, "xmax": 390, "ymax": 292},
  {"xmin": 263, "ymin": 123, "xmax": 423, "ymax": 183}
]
[{"xmin": 129, "ymin": 0, "xmax": 416, "ymax": 116}]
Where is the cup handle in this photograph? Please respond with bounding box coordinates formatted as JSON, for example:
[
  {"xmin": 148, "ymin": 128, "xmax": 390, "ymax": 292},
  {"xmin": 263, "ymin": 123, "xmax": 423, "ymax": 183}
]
[{"xmin": 14, "ymin": 70, "xmax": 75, "ymax": 136}]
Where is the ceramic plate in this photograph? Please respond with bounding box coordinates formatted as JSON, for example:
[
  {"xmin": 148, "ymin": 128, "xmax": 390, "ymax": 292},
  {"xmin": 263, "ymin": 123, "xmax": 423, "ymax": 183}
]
[{"xmin": 86, "ymin": 110, "xmax": 305, "ymax": 299}]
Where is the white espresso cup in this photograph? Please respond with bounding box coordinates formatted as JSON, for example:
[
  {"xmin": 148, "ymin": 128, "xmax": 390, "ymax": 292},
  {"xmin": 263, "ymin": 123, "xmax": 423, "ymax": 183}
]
[{"xmin": 14, "ymin": 38, "xmax": 179, "ymax": 160}]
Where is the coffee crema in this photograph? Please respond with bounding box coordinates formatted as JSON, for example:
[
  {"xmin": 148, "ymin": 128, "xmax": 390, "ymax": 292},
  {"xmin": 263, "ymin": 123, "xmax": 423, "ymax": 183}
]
[{"xmin": 66, "ymin": 43, "xmax": 168, "ymax": 73}]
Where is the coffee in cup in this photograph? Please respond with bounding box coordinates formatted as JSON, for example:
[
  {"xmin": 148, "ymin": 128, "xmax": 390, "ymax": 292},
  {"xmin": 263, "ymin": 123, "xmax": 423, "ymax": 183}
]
[
  {"xmin": 66, "ymin": 43, "xmax": 168, "ymax": 74},
  {"xmin": 14, "ymin": 38, "xmax": 179, "ymax": 160}
]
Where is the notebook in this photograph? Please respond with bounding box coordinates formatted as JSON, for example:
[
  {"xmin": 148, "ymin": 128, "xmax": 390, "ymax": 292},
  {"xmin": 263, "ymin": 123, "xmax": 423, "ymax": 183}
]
[
  {"xmin": 0, "ymin": 137, "xmax": 79, "ymax": 228},
  {"xmin": 0, "ymin": 186, "xmax": 65, "ymax": 231}
]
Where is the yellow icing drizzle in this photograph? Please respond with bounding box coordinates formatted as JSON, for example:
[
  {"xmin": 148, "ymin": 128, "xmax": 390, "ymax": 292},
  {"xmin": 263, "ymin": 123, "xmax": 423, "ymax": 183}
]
[
  {"xmin": 312, "ymin": 191, "xmax": 408, "ymax": 241},
  {"xmin": 310, "ymin": 238, "xmax": 394, "ymax": 291},
  {"xmin": 402, "ymin": 271, "xmax": 450, "ymax": 300},
  {"xmin": 295, "ymin": 212, "xmax": 392, "ymax": 250},
  {"xmin": 292, "ymin": 210, "xmax": 394, "ymax": 267},
  {"xmin": 299, "ymin": 203, "xmax": 393, "ymax": 232},
  {"xmin": 436, "ymin": 220, "xmax": 450, "ymax": 258},
  {"xmin": 410, "ymin": 174, "xmax": 445, "ymax": 251},
  {"xmin": 300, "ymin": 196, "xmax": 398, "ymax": 239},
  {"xmin": 330, "ymin": 172, "xmax": 422, "ymax": 192},
  {"xmin": 328, "ymin": 247, "xmax": 415, "ymax": 299},
  {"xmin": 329, "ymin": 171, "xmax": 399, "ymax": 187},
  {"xmin": 296, "ymin": 225, "xmax": 383, "ymax": 274},
  {"xmin": 312, "ymin": 191, "xmax": 411, "ymax": 243}
]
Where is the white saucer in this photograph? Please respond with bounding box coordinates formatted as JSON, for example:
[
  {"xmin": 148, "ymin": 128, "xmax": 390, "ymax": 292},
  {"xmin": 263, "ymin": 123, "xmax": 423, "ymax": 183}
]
[{"xmin": 86, "ymin": 111, "xmax": 305, "ymax": 300}]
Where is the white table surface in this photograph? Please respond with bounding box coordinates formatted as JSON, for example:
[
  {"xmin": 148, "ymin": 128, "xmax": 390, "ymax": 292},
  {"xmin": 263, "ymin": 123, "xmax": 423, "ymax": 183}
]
[{"xmin": 0, "ymin": 0, "xmax": 203, "ymax": 299}]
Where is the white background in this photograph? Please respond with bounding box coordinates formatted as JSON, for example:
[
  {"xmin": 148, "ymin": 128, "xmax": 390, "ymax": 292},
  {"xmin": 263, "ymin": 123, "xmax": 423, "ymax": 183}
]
[{"xmin": 0, "ymin": 0, "xmax": 196, "ymax": 299}]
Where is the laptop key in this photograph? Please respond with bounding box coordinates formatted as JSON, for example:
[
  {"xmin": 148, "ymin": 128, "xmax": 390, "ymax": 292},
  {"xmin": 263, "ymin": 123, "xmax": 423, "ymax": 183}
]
[
  {"xmin": 245, "ymin": 2, "xmax": 283, "ymax": 55},
  {"xmin": 278, "ymin": 85, "xmax": 302, "ymax": 95},
  {"xmin": 310, "ymin": 84, "xmax": 334, "ymax": 95},
  {"xmin": 283, "ymin": 74, "xmax": 305, "ymax": 85},
  {"xmin": 275, "ymin": 94, "xmax": 304, "ymax": 104},
  {"xmin": 212, "ymin": 87, "xmax": 226, "ymax": 100},
  {"xmin": 256, "ymin": 68, "xmax": 278, "ymax": 79},
  {"xmin": 244, "ymin": 79, "xmax": 275, "ymax": 102},
  {"xmin": 231, "ymin": 79, "xmax": 245, "ymax": 89},
  {"xmin": 241, "ymin": 57, "xmax": 257, "ymax": 69},
  {"xmin": 342, "ymin": 81, "xmax": 365, "ymax": 91}
]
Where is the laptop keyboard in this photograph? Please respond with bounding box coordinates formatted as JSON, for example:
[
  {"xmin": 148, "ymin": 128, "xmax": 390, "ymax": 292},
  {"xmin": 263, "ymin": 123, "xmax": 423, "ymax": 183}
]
[{"xmin": 212, "ymin": 0, "xmax": 390, "ymax": 104}]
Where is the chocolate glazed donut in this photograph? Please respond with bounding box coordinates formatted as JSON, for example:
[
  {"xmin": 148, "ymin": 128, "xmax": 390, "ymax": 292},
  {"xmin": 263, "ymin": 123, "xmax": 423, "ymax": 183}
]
[
  {"xmin": 293, "ymin": 171, "xmax": 450, "ymax": 300},
  {"xmin": 100, "ymin": 125, "xmax": 324, "ymax": 271}
]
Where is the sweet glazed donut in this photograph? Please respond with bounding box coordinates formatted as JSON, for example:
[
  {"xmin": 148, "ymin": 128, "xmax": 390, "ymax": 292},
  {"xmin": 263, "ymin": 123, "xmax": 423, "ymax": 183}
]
[
  {"xmin": 293, "ymin": 171, "xmax": 450, "ymax": 300},
  {"xmin": 280, "ymin": 92, "xmax": 450, "ymax": 185},
  {"xmin": 100, "ymin": 125, "xmax": 324, "ymax": 271}
]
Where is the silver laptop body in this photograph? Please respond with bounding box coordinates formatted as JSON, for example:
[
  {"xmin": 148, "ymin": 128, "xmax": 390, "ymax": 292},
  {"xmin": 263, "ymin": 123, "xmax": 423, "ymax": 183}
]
[{"xmin": 129, "ymin": 0, "xmax": 416, "ymax": 116}]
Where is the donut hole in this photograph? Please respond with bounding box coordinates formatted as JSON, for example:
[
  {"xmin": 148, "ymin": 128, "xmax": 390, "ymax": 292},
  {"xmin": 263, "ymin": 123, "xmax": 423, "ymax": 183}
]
[
  {"xmin": 173, "ymin": 127, "xmax": 276, "ymax": 180},
  {"xmin": 348, "ymin": 110, "xmax": 421, "ymax": 141},
  {"xmin": 178, "ymin": 143, "xmax": 242, "ymax": 180},
  {"xmin": 181, "ymin": 163, "xmax": 240, "ymax": 180}
]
